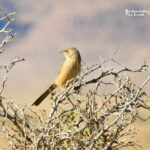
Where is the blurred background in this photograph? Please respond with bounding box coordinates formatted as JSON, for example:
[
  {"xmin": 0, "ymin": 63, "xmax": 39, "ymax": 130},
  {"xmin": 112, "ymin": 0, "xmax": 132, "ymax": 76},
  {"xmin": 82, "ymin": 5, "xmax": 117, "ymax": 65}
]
[{"xmin": 0, "ymin": 0, "xmax": 150, "ymax": 103}]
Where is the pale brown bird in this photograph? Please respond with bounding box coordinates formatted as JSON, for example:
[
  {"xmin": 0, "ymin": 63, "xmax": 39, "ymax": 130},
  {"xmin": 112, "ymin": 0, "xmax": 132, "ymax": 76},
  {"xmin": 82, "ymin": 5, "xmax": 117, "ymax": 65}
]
[{"xmin": 32, "ymin": 47, "xmax": 81, "ymax": 106}]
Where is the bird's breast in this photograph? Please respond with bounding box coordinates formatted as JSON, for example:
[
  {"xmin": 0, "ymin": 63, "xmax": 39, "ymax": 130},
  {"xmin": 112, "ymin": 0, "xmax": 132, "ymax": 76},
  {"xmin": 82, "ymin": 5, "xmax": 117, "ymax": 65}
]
[{"xmin": 54, "ymin": 59, "xmax": 80, "ymax": 88}]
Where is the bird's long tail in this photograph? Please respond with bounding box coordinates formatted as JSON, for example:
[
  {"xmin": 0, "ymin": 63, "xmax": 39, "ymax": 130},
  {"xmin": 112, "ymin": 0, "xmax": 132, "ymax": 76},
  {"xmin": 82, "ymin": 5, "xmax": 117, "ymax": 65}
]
[{"xmin": 32, "ymin": 83, "xmax": 57, "ymax": 106}]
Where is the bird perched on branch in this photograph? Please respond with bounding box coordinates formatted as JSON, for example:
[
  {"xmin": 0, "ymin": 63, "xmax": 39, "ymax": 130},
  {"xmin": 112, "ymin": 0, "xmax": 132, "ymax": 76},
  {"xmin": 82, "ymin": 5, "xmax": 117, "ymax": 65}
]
[{"xmin": 32, "ymin": 47, "xmax": 81, "ymax": 106}]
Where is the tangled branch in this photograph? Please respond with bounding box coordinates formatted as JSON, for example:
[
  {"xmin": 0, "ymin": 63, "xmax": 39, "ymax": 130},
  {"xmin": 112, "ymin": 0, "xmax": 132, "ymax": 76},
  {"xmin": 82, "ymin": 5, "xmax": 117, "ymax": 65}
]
[
  {"xmin": 0, "ymin": 8, "xmax": 16, "ymax": 52},
  {"xmin": 0, "ymin": 54, "xmax": 149, "ymax": 150}
]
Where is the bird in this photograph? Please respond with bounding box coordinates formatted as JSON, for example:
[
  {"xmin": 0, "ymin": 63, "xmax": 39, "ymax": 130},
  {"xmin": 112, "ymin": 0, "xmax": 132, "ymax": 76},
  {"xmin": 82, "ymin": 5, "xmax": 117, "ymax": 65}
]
[{"xmin": 32, "ymin": 47, "xmax": 81, "ymax": 106}]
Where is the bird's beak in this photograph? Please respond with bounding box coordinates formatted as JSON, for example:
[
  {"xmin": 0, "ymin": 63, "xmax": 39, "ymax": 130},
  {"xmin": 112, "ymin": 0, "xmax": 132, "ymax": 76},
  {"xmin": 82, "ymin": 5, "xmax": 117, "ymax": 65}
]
[
  {"xmin": 58, "ymin": 49, "xmax": 68, "ymax": 53},
  {"xmin": 58, "ymin": 50, "xmax": 64, "ymax": 53}
]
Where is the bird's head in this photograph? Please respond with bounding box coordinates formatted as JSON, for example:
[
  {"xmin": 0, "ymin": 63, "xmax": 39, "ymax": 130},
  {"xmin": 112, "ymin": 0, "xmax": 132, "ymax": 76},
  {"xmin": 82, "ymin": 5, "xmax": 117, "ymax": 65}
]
[{"xmin": 59, "ymin": 47, "xmax": 81, "ymax": 61}]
